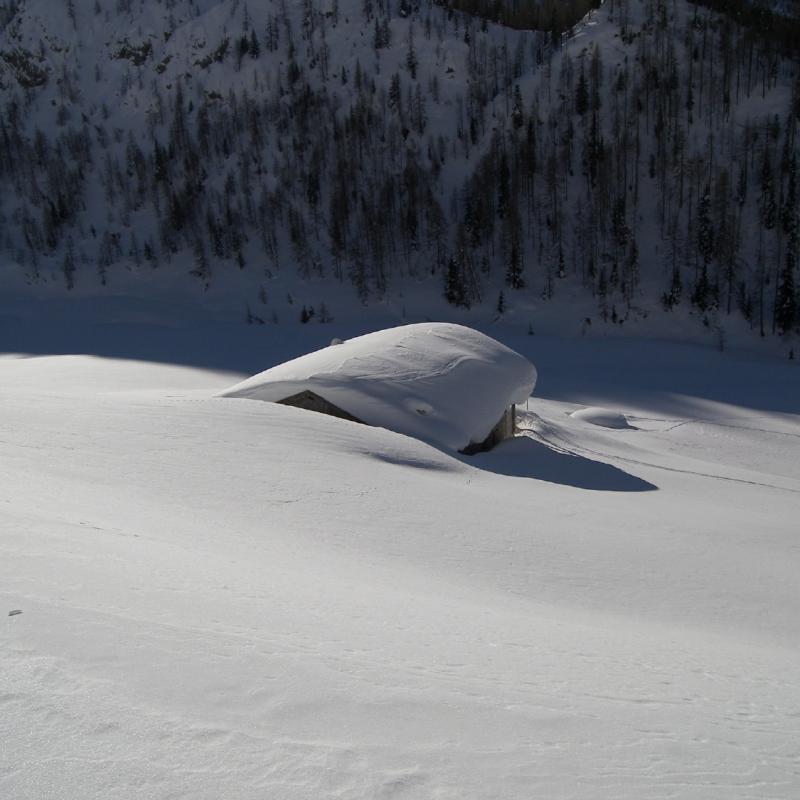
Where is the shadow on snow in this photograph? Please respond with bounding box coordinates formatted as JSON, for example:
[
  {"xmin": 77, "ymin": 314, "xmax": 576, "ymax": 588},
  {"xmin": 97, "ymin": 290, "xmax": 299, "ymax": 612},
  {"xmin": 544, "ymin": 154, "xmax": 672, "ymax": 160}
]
[{"xmin": 466, "ymin": 435, "xmax": 658, "ymax": 492}]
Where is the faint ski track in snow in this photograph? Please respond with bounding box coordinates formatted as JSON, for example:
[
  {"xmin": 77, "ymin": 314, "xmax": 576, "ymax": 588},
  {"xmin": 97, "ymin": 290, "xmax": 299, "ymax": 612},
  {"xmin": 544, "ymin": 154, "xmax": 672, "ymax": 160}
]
[
  {"xmin": 520, "ymin": 417, "xmax": 800, "ymax": 494},
  {"xmin": 629, "ymin": 415, "xmax": 800, "ymax": 439}
]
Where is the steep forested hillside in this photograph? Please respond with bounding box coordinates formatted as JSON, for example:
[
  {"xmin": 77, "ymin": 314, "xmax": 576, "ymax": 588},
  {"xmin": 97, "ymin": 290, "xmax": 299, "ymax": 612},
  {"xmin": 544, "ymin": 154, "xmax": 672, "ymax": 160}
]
[{"xmin": 0, "ymin": 0, "xmax": 797, "ymax": 338}]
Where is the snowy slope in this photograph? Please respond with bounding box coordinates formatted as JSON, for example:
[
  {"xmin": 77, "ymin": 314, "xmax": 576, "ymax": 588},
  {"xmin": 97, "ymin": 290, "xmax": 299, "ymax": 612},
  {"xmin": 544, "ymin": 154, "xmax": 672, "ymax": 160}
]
[
  {"xmin": 2, "ymin": 331, "xmax": 800, "ymax": 799},
  {"xmin": 220, "ymin": 322, "xmax": 536, "ymax": 450}
]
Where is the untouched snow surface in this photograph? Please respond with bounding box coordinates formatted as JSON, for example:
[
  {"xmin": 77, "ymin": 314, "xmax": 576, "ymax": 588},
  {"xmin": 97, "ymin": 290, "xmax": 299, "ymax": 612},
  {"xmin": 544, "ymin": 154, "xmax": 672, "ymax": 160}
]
[
  {"xmin": 2, "ymin": 333, "xmax": 800, "ymax": 799},
  {"xmin": 220, "ymin": 323, "xmax": 537, "ymax": 451}
]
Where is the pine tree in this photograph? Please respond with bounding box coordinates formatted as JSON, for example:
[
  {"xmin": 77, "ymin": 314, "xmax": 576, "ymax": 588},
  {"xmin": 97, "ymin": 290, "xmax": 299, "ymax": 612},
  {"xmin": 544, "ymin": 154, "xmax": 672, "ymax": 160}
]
[
  {"xmin": 775, "ymin": 248, "xmax": 796, "ymax": 334},
  {"xmin": 249, "ymin": 29, "xmax": 260, "ymax": 58},
  {"xmin": 760, "ymin": 147, "xmax": 776, "ymax": 231},
  {"xmin": 598, "ymin": 266, "xmax": 608, "ymax": 322},
  {"xmin": 405, "ymin": 25, "xmax": 418, "ymax": 80},
  {"xmin": 372, "ymin": 17, "xmax": 382, "ymax": 49},
  {"xmin": 736, "ymin": 164, "xmax": 747, "ymax": 206},
  {"xmin": 776, "ymin": 154, "xmax": 798, "ymax": 334},
  {"xmin": 511, "ymin": 85, "xmax": 524, "ymax": 129},
  {"xmin": 190, "ymin": 237, "xmax": 210, "ymax": 289},
  {"xmin": 697, "ymin": 188, "xmax": 714, "ymax": 269},
  {"xmin": 611, "ymin": 197, "xmax": 629, "ymax": 250},
  {"xmin": 586, "ymin": 112, "xmax": 603, "ymax": 188},
  {"xmin": 505, "ymin": 238, "xmax": 524, "ymax": 289},
  {"xmin": 62, "ymin": 237, "xmax": 76, "ymax": 290},
  {"xmin": 575, "ymin": 64, "xmax": 589, "ymax": 116},
  {"xmin": 444, "ymin": 254, "xmax": 469, "ymax": 307},
  {"xmin": 663, "ymin": 268, "xmax": 682, "ymax": 311},
  {"xmin": 388, "ymin": 73, "xmax": 402, "ymax": 114},
  {"xmin": 781, "ymin": 154, "xmax": 797, "ymax": 238},
  {"xmin": 694, "ymin": 188, "xmax": 715, "ymax": 311},
  {"xmin": 412, "ymin": 84, "xmax": 427, "ymax": 133}
]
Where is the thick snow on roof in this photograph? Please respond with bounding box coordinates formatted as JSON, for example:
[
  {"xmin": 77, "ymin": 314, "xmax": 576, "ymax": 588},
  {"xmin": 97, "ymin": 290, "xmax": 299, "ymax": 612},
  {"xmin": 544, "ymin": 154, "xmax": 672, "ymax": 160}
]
[{"xmin": 220, "ymin": 323, "xmax": 537, "ymax": 451}]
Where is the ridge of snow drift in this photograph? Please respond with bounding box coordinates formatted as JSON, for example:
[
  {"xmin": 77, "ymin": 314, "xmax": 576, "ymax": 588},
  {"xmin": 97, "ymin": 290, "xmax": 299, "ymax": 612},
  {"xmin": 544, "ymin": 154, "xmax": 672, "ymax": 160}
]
[
  {"xmin": 570, "ymin": 407, "xmax": 634, "ymax": 429},
  {"xmin": 219, "ymin": 323, "xmax": 537, "ymax": 451}
]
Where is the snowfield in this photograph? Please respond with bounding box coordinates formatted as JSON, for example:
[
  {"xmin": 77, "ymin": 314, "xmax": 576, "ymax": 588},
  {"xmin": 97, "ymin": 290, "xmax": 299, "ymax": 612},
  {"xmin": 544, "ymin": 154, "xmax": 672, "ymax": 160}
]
[{"xmin": 2, "ymin": 331, "xmax": 800, "ymax": 799}]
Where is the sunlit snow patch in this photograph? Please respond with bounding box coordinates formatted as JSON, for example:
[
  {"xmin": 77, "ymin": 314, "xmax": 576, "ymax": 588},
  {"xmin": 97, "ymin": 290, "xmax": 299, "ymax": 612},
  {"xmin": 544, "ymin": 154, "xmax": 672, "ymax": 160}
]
[{"xmin": 219, "ymin": 323, "xmax": 536, "ymax": 452}]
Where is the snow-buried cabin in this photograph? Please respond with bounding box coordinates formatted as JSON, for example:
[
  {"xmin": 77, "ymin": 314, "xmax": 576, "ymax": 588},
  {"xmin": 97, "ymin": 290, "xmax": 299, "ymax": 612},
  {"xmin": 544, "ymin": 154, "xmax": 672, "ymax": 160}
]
[{"xmin": 220, "ymin": 323, "xmax": 536, "ymax": 453}]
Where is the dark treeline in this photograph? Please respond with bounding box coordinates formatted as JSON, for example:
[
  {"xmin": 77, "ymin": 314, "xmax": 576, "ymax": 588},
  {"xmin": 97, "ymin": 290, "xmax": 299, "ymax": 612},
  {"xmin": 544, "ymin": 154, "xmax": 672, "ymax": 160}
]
[{"xmin": 0, "ymin": 0, "xmax": 797, "ymax": 336}]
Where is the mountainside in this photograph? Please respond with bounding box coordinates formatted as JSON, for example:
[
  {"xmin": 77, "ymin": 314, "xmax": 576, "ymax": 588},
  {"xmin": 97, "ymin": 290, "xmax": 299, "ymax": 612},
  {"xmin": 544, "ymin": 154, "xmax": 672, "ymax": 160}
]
[{"xmin": 0, "ymin": 0, "xmax": 798, "ymax": 342}]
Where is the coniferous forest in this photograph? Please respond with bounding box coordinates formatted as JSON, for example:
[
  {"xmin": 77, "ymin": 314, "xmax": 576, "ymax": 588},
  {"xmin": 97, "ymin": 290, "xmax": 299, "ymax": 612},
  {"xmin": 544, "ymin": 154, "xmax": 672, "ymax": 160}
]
[{"xmin": 0, "ymin": 0, "xmax": 798, "ymax": 337}]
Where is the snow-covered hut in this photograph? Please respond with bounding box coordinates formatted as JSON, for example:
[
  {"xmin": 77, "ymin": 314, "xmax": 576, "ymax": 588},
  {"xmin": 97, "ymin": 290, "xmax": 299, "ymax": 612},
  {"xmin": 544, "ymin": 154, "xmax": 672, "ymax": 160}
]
[{"xmin": 219, "ymin": 323, "xmax": 536, "ymax": 453}]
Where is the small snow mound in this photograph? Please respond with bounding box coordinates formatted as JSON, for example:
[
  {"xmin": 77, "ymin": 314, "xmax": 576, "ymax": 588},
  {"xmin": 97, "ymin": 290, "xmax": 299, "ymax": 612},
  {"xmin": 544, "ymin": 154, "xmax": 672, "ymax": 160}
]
[
  {"xmin": 220, "ymin": 323, "xmax": 536, "ymax": 451},
  {"xmin": 404, "ymin": 398, "xmax": 434, "ymax": 416},
  {"xmin": 570, "ymin": 407, "xmax": 634, "ymax": 429}
]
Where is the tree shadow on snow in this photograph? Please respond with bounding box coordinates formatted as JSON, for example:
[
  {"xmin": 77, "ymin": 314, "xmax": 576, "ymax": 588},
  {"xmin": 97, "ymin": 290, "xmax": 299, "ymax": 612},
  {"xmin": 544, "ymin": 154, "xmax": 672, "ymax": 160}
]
[
  {"xmin": 0, "ymin": 296, "xmax": 387, "ymax": 375},
  {"xmin": 466, "ymin": 435, "xmax": 657, "ymax": 492}
]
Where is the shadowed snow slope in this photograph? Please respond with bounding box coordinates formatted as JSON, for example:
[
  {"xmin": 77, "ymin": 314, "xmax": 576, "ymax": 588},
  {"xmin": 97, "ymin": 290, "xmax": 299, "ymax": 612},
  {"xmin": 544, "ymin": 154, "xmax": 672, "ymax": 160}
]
[
  {"xmin": 2, "ymin": 339, "xmax": 799, "ymax": 800},
  {"xmin": 219, "ymin": 323, "xmax": 537, "ymax": 451}
]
